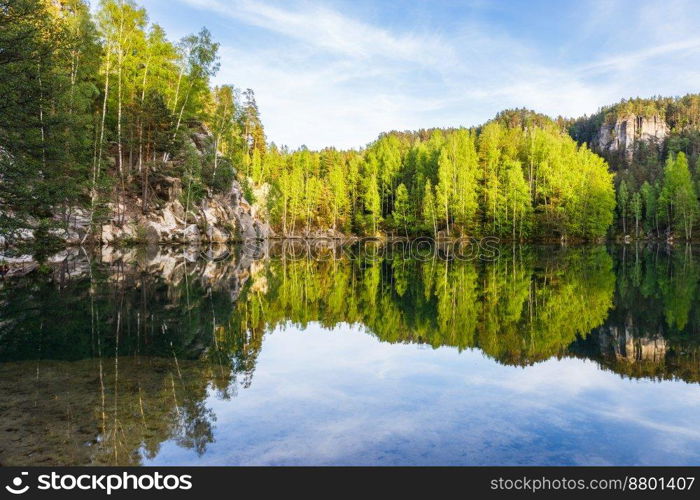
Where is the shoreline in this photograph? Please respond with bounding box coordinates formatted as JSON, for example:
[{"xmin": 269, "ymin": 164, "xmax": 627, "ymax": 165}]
[{"xmin": 0, "ymin": 237, "xmax": 687, "ymax": 280}]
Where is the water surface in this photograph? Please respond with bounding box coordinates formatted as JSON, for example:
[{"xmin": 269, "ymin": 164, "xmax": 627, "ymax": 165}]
[{"xmin": 1, "ymin": 243, "xmax": 699, "ymax": 465}]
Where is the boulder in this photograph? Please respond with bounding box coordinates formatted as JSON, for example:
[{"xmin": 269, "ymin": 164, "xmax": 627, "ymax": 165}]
[
  {"xmin": 0, "ymin": 254, "xmax": 37, "ymax": 278},
  {"xmin": 205, "ymin": 226, "xmax": 229, "ymax": 243},
  {"xmin": 142, "ymin": 222, "xmax": 162, "ymax": 245},
  {"xmin": 183, "ymin": 224, "xmax": 200, "ymax": 243},
  {"xmin": 257, "ymin": 221, "xmax": 273, "ymax": 239},
  {"xmin": 100, "ymin": 224, "xmax": 117, "ymax": 244},
  {"xmin": 236, "ymin": 212, "xmax": 259, "ymax": 240}
]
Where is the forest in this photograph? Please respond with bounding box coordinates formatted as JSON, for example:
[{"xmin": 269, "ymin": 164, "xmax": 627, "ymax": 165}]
[
  {"xmin": 4, "ymin": 244, "xmax": 699, "ymax": 377},
  {"xmin": 0, "ymin": 0, "xmax": 264, "ymax": 243},
  {"xmin": 2, "ymin": 0, "xmax": 700, "ymax": 243},
  {"xmin": 569, "ymin": 95, "xmax": 700, "ymax": 240},
  {"xmin": 260, "ymin": 114, "xmax": 614, "ymax": 239}
]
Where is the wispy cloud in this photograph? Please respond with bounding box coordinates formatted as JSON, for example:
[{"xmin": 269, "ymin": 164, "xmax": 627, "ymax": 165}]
[
  {"xmin": 164, "ymin": 0, "xmax": 700, "ymax": 148},
  {"xmin": 181, "ymin": 0, "xmax": 454, "ymax": 64},
  {"xmin": 579, "ymin": 39, "xmax": 700, "ymax": 75}
]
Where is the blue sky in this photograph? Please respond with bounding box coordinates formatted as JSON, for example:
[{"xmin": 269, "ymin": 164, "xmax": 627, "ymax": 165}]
[{"xmin": 142, "ymin": 0, "xmax": 700, "ymax": 149}]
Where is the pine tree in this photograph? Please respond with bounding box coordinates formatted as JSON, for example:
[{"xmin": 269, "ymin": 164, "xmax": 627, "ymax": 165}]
[
  {"xmin": 364, "ymin": 174, "xmax": 381, "ymax": 235},
  {"xmin": 436, "ymin": 149, "xmax": 453, "ymax": 235},
  {"xmin": 393, "ymin": 183, "xmax": 410, "ymax": 237},
  {"xmin": 328, "ymin": 161, "xmax": 349, "ymax": 231},
  {"xmin": 641, "ymin": 181, "xmax": 658, "ymax": 236}
]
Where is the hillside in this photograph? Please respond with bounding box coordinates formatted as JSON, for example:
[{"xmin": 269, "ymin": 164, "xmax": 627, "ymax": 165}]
[
  {"xmin": 568, "ymin": 94, "xmax": 700, "ymax": 239},
  {"xmin": 3, "ymin": 1, "xmax": 700, "ymax": 249}
]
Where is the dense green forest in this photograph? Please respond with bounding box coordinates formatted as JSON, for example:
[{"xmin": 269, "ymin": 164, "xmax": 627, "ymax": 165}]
[
  {"xmin": 3, "ymin": 1, "xmax": 700, "ymax": 243},
  {"xmin": 0, "ymin": 0, "xmax": 263, "ymax": 241},
  {"xmin": 3, "ymin": 244, "xmax": 699, "ymax": 376},
  {"xmin": 570, "ymin": 95, "xmax": 700, "ymax": 240},
  {"xmin": 261, "ymin": 113, "xmax": 614, "ymax": 239}
]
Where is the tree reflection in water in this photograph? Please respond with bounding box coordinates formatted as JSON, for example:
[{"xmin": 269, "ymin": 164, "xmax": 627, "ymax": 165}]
[{"xmin": 0, "ymin": 243, "xmax": 698, "ymax": 465}]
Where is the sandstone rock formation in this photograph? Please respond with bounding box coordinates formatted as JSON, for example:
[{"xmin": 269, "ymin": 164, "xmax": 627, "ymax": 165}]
[
  {"xmin": 595, "ymin": 114, "xmax": 669, "ymax": 160},
  {"xmin": 1, "ymin": 124, "xmax": 271, "ymax": 249},
  {"xmin": 97, "ymin": 181, "xmax": 270, "ymax": 245},
  {"xmin": 597, "ymin": 323, "xmax": 667, "ymax": 363}
]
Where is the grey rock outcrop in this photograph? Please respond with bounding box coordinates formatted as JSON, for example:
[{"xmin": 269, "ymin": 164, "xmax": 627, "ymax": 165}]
[
  {"xmin": 97, "ymin": 182, "xmax": 269, "ymax": 245},
  {"xmin": 94, "ymin": 124, "xmax": 271, "ymax": 245},
  {"xmin": 595, "ymin": 114, "xmax": 669, "ymax": 160},
  {"xmin": 2, "ymin": 124, "xmax": 271, "ymax": 248}
]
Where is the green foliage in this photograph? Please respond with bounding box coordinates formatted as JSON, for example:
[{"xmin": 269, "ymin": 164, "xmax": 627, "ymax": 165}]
[
  {"xmin": 569, "ymin": 94, "xmax": 700, "ymax": 240},
  {"xmin": 179, "ymin": 142, "xmax": 205, "ymax": 211},
  {"xmin": 1, "ymin": 0, "xmax": 265, "ymax": 241},
  {"xmin": 0, "ymin": 0, "xmax": 99, "ymax": 235},
  {"xmin": 630, "ymin": 191, "xmax": 642, "ymax": 237},
  {"xmin": 2, "ymin": 2, "xmax": 646, "ymax": 243},
  {"xmin": 659, "ymin": 152, "xmax": 700, "ymax": 239},
  {"xmin": 641, "ymin": 181, "xmax": 658, "ymax": 234},
  {"xmin": 422, "ymin": 179, "xmax": 437, "ymax": 236},
  {"xmin": 570, "ymin": 95, "xmax": 700, "ymax": 144},
  {"xmin": 241, "ymin": 177, "xmax": 256, "ymax": 205},
  {"xmin": 363, "ymin": 173, "xmax": 381, "ymax": 235},
  {"xmin": 202, "ymin": 155, "xmax": 234, "ymax": 193},
  {"xmin": 260, "ymin": 119, "xmax": 614, "ymax": 240},
  {"xmin": 392, "ymin": 183, "xmax": 411, "ymax": 236},
  {"xmin": 617, "ymin": 179, "xmax": 629, "ymax": 234},
  {"xmin": 225, "ymin": 246, "xmax": 614, "ymax": 365}
]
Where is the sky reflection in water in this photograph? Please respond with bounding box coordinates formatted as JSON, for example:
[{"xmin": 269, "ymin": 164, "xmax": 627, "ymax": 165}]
[{"xmin": 147, "ymin": 323, "xmax": 700, "ymax": 466}]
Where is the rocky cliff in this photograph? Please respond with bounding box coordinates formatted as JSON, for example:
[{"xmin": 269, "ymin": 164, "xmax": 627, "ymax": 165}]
[
  {"xmin": 97, "ymin": 176, "xmax": 271, "ymax": 246},
  {"xmin": 594, "ymin": 114, "xmax": 669, "ymax": 160},
  {"xmin": 1, "ymin": 125, "xmax": 272, "ymax": 249}
]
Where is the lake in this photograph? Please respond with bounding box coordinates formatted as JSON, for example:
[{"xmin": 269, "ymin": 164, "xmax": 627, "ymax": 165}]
[{"xmin": 1, "ymin": 242, "xmax": 699, "ymax": 465}]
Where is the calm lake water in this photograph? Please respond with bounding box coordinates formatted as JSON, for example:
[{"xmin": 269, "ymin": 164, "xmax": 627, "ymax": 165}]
[{"xmin": 1, "ymin": 243, "xmax": 699, "ymax": 465}]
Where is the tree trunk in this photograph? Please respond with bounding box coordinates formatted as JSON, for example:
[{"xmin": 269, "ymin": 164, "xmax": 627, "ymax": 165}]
[
  {"xmin": 116, "ymin": 12, "xmax": 124, "ymax": 177},
  {"xmin": 138, "ymin": 58, "xmax": 150, "ymax": 175},
  {"xmin": 142, "ymin": 140, "xmax": 149, "ymax": 214},
  {"xmin": 212, "ymin": 137, "xmax": 219, "ymax": 180},
  {"xmin": 445, "ymin": 197, "xmax": 450, "ymax": 236},
  {"xmin": 164, "ymin": 86, "xmax": 191, "ymax": 162},
  {"xmin": 84, "ymin": 41, "xmax": 112, "ymax": 243},
  {"xmin": 36, "ymin": 62, "xmax": 46, "ymax": 173}
]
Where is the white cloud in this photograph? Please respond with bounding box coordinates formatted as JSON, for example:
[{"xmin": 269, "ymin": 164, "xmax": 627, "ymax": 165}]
[
  {"xmin": 145, "ymin": 324, "xmax": 700, "ymax": 465},
  {"xmin": 171, "ymin": 0, "xmax": 700, "ymax": 149},
  {"xmin": 181, "ymin": 0, "xmax": 454, "ymax": 64}
]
